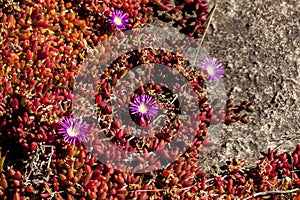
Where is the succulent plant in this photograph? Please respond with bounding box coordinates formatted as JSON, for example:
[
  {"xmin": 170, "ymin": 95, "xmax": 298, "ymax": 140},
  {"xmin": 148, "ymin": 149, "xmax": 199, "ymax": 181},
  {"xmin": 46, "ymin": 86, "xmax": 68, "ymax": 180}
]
[{"xmin": 0, "ymin": 0, "xmax": 297, "ymax": 199}]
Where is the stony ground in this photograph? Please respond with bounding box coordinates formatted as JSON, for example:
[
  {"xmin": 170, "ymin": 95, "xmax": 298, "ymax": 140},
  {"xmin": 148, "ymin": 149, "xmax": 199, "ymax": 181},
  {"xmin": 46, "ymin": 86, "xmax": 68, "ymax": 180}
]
[{"xmin": 202, "ymin": 0, "xmax": 300, "ymax": 171}]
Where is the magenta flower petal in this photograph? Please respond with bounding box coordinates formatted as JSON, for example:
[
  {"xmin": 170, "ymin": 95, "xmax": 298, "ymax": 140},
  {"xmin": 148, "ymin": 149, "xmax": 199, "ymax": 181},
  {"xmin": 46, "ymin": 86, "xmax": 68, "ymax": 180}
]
[
  {"xmin": 58, "ymin": 116, "xmax": 89, "ymax": 145},
  {"xmin": 199, "ymin": 57, "xmax": 224, "ymax": 81},
  {"xmin": 129, "ymin": 94, "xmax": 158, "ymax": 121},
  {"xmin": 109, "ymin": 10, "xmax": 129, "ymax": 30}
]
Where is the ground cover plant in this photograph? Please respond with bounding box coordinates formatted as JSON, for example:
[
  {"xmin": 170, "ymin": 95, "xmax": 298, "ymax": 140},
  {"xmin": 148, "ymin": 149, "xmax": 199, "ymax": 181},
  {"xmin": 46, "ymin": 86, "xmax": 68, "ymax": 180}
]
[{"xmin": 0, "ymin": 0, "xmax": 299, "ymax": 199}]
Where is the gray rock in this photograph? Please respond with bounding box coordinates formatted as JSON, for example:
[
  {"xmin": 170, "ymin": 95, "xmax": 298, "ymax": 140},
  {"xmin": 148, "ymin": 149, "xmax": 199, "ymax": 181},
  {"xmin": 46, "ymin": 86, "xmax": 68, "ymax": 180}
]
[{"xmin": 201, "ymin": 0, "xmax": 300, "ymax": 170}]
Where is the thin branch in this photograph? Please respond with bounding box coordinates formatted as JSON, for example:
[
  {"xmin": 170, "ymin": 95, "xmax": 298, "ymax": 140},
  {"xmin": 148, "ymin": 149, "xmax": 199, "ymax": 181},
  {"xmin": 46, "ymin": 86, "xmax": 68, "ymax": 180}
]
[
  {"xmin": 192, "ymin": 3, "xmax": 218, "ymax": 68},
  {"xmin": 128, "ymin": 182, "xmax": 197, "ymax": 193},
  {"xmin": 199, "ymin": 3, "xmax": 218, "ymax": 47},
  {"xmin": 243, "ymin": 188, "xmax": 300, "ymax": 200}
]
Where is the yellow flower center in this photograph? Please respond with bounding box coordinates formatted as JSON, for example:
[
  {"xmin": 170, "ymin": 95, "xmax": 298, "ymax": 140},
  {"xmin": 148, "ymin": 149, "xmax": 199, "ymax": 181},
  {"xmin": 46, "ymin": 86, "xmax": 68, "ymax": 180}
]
[
  {"xmin": 67, "ymin": 127, "xmax": 78, "ymax": 137},
  {"xmin": 138, "ymin": 104, "xmax": 148, "ymax": 114},
  {"xmin": 207, "ymin": 65, "xmax": 215, "ymax": 75},
  {"xmin": 114, "ymin": 17, "xmax": 122, "ymax": 26}
]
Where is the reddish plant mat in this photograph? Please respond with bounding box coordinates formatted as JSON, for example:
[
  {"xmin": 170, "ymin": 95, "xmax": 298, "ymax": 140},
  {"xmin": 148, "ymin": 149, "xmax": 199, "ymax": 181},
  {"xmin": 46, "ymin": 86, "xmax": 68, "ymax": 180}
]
[{"xmin": 0, "ymin": 0, "xmax": 296, "ymax": 200}]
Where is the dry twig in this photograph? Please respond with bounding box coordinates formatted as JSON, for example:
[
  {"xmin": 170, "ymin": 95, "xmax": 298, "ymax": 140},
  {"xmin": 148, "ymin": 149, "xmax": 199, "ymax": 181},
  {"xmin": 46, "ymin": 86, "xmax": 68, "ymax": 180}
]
[{"xmin": 243, "ymin": 188, "xmax": 300, "ymax": 200}]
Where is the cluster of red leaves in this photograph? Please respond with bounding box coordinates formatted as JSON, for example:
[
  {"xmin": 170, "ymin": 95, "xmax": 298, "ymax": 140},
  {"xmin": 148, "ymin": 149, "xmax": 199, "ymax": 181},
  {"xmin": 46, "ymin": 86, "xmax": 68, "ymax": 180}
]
[
  {"xmin": 204, "ymin": 146, "xmax": 300, "ymax": 200},
  {"xmin": 2, "ymin": 144, "xmax": 300, "ymax": 199}
]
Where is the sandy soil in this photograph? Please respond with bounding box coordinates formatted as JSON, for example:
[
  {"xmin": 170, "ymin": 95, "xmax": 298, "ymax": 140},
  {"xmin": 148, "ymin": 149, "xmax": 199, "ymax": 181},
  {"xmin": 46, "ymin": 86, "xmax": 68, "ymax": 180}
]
[{"xmin": 201, "ymin": 0, "xmax": 300, "ymax": 170}]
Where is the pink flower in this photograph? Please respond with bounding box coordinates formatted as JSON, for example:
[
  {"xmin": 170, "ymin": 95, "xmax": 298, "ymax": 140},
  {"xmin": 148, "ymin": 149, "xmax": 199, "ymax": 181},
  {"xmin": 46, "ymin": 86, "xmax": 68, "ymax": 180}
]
[
  {"xmin": 129, "ymin": 94, "xmax": 158, "ymax": 122},
  {"xmin": 58, "ymin": 116, "xmax": 88, "ymax": 145},
  {"xmin": 199, "ymin": 57, "xmax": 224, "ymax": 81},
  {"xmin": 109, "ymin": 10, "xmax": 129, "ymax": 30}
]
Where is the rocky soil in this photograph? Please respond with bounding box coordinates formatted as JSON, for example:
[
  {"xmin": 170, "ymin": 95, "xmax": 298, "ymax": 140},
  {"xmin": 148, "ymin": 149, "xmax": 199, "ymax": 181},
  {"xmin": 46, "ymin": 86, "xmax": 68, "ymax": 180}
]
[{"xmin": 202, "ymin": 0, "xmax": 300, "ymax": 171}]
